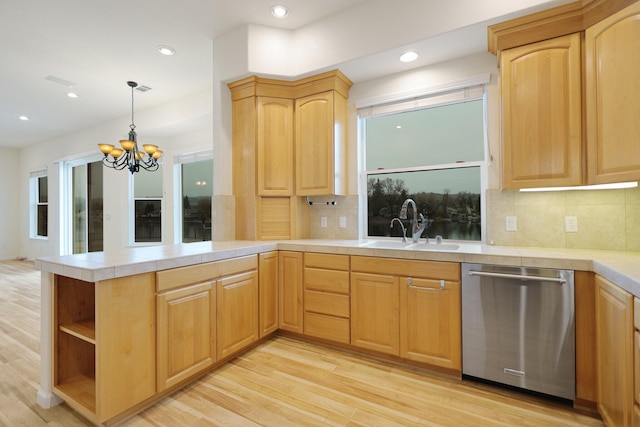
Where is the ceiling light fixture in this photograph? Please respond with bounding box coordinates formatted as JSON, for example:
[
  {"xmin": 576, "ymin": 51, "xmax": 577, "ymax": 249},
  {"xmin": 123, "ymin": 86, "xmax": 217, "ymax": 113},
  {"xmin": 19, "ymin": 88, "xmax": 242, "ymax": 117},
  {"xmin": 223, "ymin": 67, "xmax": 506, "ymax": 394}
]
[
  {"xmin": 97, "ymin": 81, "xmax": 163, "ymax": 174},
  {"xmin": 399, "ymin": 51, "xmax": 418, "ymax": 62},
  {"xmin": 157, "ymin": 45, "xmax": 175, "ymax": 56},
  {"xmin": 67, "ymin": 92, "xmax": 78, "ymax": 98},
  {"xmin": 19, "ymin": 115, "xmax": 29, "ymax": 121},
  {"xmin": 271, "ymin": 4, "xmax": 289, "ymax": 18}
]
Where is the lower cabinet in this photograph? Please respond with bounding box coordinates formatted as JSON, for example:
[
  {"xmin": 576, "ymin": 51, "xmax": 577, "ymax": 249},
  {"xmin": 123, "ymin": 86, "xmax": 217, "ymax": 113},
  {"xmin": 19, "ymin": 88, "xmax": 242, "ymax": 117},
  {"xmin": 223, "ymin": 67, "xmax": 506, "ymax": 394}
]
[
  {"xmin": 596, "ymin": 275, "xmax": 634, "ymax": 427},
  {"xmin": 217, "ymin": 270, "xmax": 259, "ymax": 359},
  {"xmin": 635, "ymin": 297, "xmax": 640, "ymax": 426},
  {"xmin": 350, "ymin": 256, "xmax": 461, "ymax": 371},
  {"xmin": 156, "ymin": 281, "xmax": 216, "ymax": 391},
  {"xmin": 351, "ymin": 272, "xmax": 400, "ymax": 355},
  {"xmin": 259, "ymin": 252, "xmax": 279, "ymax": 337},
  {"xmin": 54, "ymin": 273, "xmax": 156, "ymax": 424},
  {"xmin": 400, "ymin": 277, "xmax": 461, "ymax": 370},
  {"xmin": 278, "ymin": 251, "xmax": 304, "ymax": 333}
]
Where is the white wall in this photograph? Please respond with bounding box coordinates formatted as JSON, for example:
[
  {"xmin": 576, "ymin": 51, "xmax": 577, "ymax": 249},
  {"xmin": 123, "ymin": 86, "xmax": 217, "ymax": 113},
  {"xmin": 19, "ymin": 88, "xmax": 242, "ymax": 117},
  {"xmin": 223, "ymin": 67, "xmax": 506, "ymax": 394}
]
[
  {"xmin": 0, "ymin": 148, "xmax": 20, "ymax": 259},
  {"xmin": 16, "ymin": 88, "xmax": 214, "ymax": 259}
]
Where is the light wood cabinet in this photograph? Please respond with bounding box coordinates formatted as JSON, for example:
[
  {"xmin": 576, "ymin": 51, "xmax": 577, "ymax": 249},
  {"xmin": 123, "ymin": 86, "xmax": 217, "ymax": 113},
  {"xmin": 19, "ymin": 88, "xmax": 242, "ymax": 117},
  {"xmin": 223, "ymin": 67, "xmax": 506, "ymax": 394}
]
[
  {"xmin": 217, "ymin": 270, "xmax": 259, "ymax": 359},
  {"xmin": 351, "ymin": 256, "xmax": 461, "ymax": 370},
  {"xmin": 596, "ymin": 275, "xmax": 634, "ymax": 427},
  {"xmin": 259, "ymin": 252, "xmax": 279, "ymax": 338},
  {"xmin": 279, "ymin": 251, "xmax": 304, "ymax": 333},
  {"xmin": 399, "ymin": 277, "xmax": 461, "ymax": 370},
  {"xmin": 635, "ymin": 297, "xmax": 640, "ymax": 425},
  {"xmin": 156, "ymin": 281, "xmax": 216, "ymax": 391},
  {"xmin": 585, "ymin": 1, "xmax": 640, "ymax": 184},
  {"xmin": 257, "ymin": 97, "xmax": 294, "ymax": 196},
  {"xmin": 500, "ymin": 33, "xmax": 582, "ymax": 189},
  {"xmin": 303, "ymin": 253, "xmax": 350, "ymax": 344},
  {"xmin": 351, "ymin": 271, "xmax": 400, "ymax": 355},
  {"xmin": 295, "ymin": 90, "xmax": 348, "ymax": 196},
  {"xmin": 228, "ymin": 70, "xmax": 352, "ymax": 240},
  {"xmin": 54, "ymin": 273, "xmax": 156, "ymax": 424}
]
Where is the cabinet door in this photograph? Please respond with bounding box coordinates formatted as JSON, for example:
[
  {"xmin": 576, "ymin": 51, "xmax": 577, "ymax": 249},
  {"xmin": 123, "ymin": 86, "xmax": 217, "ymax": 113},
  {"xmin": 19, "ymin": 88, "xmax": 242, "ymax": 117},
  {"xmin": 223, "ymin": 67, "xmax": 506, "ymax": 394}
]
[
  {"xmin": 399, "ymin": 277, "xmax": 461, "ymax": 370},
  {"xmin": 259, "ymin": 252, "xmax": 278, "ymax": 337},
  {"xmin": 257, "ymin": 97, "xmax": 294, "ymax": 195},
  {"xmin": 278, "ymin": 251, "xmax": 304, "ymax": 333},
  {"xmin": 586, "ymin": 1, "xmax": 640, "ymax": 184},
  {"xmin": 351, "ymin": 272, "xmax": 399, "ymax": 355},
  {"xmin": 295, "ymin": 91, "xmax": 347, "ymax": 196},
  {"xmin": 501, "ymin": 33, "xmax": 582, "ymax": 189},
  {"xmin": 596, "ymin": 275, "xmax": 634, "ymax": 427},
  {"xmin": 97, "ymin": 274, "xmax": 156, "ymax": 420},
  {"xmin": 217, "ymin": 271, "xmax": 259, "ymax": 360},
  {"xmin": 156, "ymin": 281, "xmax": 215, "ymax": 392}
]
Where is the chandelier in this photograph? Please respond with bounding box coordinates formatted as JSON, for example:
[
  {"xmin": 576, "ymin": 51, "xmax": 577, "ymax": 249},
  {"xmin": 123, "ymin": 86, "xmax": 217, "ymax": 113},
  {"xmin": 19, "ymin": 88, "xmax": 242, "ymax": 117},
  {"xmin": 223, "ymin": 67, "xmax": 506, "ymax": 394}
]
[{"xmin": 98, "ymin": 81, "xmax": 163, "ymax": 174}]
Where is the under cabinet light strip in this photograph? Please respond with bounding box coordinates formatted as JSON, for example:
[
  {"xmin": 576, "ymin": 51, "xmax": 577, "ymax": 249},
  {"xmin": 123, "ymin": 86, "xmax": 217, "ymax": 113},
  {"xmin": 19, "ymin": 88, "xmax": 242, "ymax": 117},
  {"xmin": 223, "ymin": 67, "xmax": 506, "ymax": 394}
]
[{"xmin": 519, "ymin": 182, "xmax": 638, "ymax": 192}]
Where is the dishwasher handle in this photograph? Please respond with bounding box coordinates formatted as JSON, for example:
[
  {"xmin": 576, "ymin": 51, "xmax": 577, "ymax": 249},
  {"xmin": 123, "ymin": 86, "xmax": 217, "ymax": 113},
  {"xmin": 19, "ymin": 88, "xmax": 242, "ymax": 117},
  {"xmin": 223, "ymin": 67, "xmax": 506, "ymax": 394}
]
[{"xmin": 467, "ymin": 270, "xmax": 566, "ymax": 284}]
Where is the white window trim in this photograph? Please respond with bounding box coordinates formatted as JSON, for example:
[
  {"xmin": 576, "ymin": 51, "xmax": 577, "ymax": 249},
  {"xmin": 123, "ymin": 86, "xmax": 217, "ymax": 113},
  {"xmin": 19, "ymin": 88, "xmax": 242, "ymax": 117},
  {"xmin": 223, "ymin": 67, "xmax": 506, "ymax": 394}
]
[
  {"xmin": 29, "ymin": 169, "xmax": 48, "ymax": 240},
  {"xmin": 173, "ymin": 149, "xmax": 213, "ymax": 244},
  {"xmin": 358, "ymin": 81, "xmax": 489, "ymax": 242}
]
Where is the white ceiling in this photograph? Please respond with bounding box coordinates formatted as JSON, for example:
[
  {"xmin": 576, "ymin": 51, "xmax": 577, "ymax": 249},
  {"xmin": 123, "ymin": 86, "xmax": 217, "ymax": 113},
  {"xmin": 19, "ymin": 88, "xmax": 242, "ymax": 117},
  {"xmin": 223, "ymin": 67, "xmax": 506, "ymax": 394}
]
[{"xmin": 0, "ymin": 0, "xmax": 573, "ymax": 149}]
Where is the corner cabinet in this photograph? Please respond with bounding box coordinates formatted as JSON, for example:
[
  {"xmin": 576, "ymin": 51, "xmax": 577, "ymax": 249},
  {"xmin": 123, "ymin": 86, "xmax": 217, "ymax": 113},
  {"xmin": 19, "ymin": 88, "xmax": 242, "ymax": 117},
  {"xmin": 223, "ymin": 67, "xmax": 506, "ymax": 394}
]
[
  {"xmin": 54, "ymin": 274, "xmax": 156, "ymax": 424},
  {"xmin": 585, "ymin": 1, "xmax": 640, "ymax": 184},
  {"xmin": 500, "ymin": 33, "xmax": 582, "ymax": 189},
  {"xmin": 278, "ymin": 251, "xmax": 304, "ymax": 333},
  {"xmin": 228, "ymin": 70, "xmax": 352, "ymax": 240},
  {"xmin": 595, "ymin": 275, "xmax": 634, "ymax": 427},
  {"xmin": 259, "ymin": 252, "xmax": 279, "ymax": 337}
]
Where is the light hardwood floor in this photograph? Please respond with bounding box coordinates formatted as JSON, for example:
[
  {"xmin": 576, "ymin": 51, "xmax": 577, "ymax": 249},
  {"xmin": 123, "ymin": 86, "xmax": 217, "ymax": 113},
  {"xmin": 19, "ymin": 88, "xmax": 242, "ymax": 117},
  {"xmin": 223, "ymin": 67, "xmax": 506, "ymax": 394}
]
[{"xmin": 0, "ymin": 260, "xmax": 603, "ymax": 427}]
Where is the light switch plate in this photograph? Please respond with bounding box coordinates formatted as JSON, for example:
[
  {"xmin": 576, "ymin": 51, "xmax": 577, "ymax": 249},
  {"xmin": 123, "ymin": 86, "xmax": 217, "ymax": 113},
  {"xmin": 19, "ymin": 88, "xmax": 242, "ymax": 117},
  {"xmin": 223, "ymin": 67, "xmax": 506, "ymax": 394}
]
[
  {"xmin": 565, "ymin": 216, "xmax": 578, "ymax": 232},
  {"xmin": 321, "ymin": 217, "xmax": 327, "ymax": 228},
  {"xmin": 339, "ymin": 216, "xmax": 347, "ymax": 228},
  {"xmin": 506, "ymin": 216, "xmax": 517, "ymax": 232}
]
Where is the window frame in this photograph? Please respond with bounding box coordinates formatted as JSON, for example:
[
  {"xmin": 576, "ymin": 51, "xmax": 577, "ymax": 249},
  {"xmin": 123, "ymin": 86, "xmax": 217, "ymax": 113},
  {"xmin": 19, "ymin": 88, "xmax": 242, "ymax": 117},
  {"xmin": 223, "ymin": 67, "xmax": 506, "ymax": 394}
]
[
  {"xmin": 358, "ymin": 78, "xmax": 489, "ymax": 243},
  {"xmin": 130, "ymin": 165, "xmax": 164, "ymax": 246},
  {"xmin": 29, "ymin": 170, "xmax": 48, "ymax": 239},
  {"xmin": 173, "ymin": 149, "xmax": 213, "ymax": 244}
]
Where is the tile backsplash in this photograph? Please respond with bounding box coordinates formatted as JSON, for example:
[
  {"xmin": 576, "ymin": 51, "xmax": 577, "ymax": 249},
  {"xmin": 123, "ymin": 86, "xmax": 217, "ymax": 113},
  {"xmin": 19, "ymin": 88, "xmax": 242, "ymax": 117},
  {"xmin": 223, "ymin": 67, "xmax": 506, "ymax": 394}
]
[
  {"xmin": 486, "ymin": 187, "xmax": 640, "ymax": 251},
  {"xmin": 307, "ymin": 195, "xmax": 359, "ymax": 240}
]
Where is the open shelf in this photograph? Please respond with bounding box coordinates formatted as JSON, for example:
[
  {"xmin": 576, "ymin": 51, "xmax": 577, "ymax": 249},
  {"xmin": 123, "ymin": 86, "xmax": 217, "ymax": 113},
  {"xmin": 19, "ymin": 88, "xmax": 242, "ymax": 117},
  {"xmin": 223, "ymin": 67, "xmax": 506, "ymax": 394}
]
[
  {"xmin": 59, "ymin": 318, "xmax": 96, "ymax": 344},
  {"xmin": 55, "ymin": 373, "xmax": 96, "ymax": 415}
]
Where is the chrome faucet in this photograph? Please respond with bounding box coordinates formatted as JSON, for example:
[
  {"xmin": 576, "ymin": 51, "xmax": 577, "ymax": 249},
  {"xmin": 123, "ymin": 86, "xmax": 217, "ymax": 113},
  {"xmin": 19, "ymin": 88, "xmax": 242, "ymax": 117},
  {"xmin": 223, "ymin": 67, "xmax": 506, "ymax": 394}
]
[
  {"xmin": 390, "ymin": 218, "xmax": 407, "ymax": 242},
  {"xmin": 399, "ymin": 198, "xmax": 426, "ymax": 243}
]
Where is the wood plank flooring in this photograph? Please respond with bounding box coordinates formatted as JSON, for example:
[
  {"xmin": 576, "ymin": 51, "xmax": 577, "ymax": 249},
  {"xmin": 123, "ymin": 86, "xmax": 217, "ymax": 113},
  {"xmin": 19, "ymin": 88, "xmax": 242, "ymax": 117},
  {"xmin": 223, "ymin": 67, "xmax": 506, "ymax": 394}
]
[{"xmin": 0, "ymin": 260, "xmax": 603, "ymax": 427}]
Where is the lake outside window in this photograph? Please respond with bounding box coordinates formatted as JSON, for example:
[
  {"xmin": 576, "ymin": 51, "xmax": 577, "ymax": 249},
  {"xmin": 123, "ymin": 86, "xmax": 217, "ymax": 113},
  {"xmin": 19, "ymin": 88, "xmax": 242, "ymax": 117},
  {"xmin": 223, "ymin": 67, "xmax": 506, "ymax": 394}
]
[
  {"xmin": 180, "ymin": 159, "xmax": 213, "ymax": 243},
  {"xmin": 360, "ymin": 84, "xmax": 487, "ymax": 242}
]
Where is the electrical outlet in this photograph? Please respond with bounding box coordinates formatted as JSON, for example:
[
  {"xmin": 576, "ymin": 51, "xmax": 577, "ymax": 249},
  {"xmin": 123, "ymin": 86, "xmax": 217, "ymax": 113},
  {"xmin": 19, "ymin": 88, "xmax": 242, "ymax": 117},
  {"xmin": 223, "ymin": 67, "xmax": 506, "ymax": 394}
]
[
  {"xmin": 339, "ymin": 216, "xmax": 347, "ymax": 228},
  {"xmin": 565, "ymin": 216, "xmax": 578, "ymax": 232},
  {"xmin": 506, "ymin": 216, "xmax": 517, "ymax": 232},
  {"xmin": 320, "ymin": 216, "xmax": 327, "ymax": 228}
]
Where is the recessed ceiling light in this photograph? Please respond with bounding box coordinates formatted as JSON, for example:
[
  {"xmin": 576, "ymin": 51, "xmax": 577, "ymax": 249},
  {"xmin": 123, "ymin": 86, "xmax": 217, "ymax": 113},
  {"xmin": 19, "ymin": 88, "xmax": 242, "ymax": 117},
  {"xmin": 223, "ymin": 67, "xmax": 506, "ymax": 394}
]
[
  {"xmin": 400, "ymin": 51, "xmax": 418, "ymax": 62},
  {"xmin": 19, "ymin": 115, "xmax": 29, "ymax": 121},
  {"xmin": 396, "ymin": 125, "xmax": 402, "ymax": 129},
  {"xmin": 67, "ymin": 92, "xmax": 78, "ymax": 98},
  {"xmin": 157, "ymin": 45, "xmax": 175, "ymax": 56},
  {"xmin": 271, "ymin": 4, "xmax": 289, "ymax": 18}
]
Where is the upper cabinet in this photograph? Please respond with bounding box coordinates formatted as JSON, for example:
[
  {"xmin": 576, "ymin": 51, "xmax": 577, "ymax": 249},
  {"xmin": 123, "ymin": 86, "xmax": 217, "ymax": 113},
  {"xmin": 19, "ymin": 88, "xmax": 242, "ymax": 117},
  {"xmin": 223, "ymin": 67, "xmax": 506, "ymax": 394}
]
[
  {"xmin": 295, "ymin": 90, "xmax": 348, "ymax": 196},
  {"xmin": 228, "ymin": 70, "xmax": 352, "ymax": 240},
  {"xmin": 585, "ymin": 1, "xmax": 640, "ymax": 184},
  {"xmin": 500, "ymin": 33, "xmax": 582, "ymax": 189},
  {"xmin": 490, "ymin": 0, "xmax": 640, "ymax": 189}
]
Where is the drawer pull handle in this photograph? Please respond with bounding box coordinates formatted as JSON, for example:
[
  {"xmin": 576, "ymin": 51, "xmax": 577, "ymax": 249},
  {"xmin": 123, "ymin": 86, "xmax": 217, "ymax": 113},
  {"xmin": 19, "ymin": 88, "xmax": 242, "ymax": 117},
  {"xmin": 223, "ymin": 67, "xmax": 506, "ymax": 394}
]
[{"xmin": 407, "ymin": 277, "xmax": 445, "ymax": 291}]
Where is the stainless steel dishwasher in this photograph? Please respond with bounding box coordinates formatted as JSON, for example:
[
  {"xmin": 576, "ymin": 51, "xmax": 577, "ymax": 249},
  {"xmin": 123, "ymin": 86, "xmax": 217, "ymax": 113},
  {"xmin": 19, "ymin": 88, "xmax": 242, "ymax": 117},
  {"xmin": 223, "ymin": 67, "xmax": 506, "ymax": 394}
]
[{"xmin": 461, "ymin": 263, "xmax": 575, "ymax": 401}]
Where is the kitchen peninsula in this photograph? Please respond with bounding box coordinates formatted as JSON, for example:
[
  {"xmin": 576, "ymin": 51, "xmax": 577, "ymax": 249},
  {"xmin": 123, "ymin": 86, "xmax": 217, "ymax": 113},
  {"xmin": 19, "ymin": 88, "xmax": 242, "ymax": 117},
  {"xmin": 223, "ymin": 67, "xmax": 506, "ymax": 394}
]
[{"xmin": 36, "ymin": 239, "xmax": 640, "ymax": 426}]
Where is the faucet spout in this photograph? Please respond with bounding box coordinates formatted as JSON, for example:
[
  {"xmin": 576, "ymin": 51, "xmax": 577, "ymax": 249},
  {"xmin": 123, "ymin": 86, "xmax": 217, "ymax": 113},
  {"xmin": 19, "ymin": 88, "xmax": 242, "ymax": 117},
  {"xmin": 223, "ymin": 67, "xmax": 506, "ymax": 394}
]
[
  {"xmin": 390, "ymin": 218, "xmax": 407, "ymax": 242},
  {"xmin": 399, "ymin": 198, "xmax": 426, "ymax": 243}
]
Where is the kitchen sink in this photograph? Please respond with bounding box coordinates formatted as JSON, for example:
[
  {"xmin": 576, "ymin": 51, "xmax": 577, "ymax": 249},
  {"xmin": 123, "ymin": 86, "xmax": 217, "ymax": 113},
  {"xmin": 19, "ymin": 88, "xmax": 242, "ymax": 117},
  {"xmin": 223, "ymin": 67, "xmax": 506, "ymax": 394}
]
[
  {"xmin": 359, "ymin": 240, "xmax": 460, "ymax": 251},
  {"xmin": 359, "ymin": 240, "xmax": 414, "ymax": 249}
]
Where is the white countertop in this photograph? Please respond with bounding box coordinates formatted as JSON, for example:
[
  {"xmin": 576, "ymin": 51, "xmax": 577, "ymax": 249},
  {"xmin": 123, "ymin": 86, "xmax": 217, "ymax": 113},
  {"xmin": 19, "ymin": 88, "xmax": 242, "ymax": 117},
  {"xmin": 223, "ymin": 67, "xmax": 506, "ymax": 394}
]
[{"xmin": 36, "ymin": 239, "xmax": 640, "ymax": 298}]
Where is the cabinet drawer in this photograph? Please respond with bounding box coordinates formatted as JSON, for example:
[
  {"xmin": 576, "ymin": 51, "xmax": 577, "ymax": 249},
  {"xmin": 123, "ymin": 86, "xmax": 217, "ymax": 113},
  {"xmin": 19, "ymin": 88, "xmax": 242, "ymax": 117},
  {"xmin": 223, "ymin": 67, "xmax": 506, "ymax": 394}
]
[
  {"xmin": 156, "ymin": 255, "xmax": 257, "ymax": 292},
  {"xmin": 304, "ymin": 267, "xmax": 349, "ymax": 294},
  {"xmin": 351, "ymin": 256, "xmax": 459, "ymax": 281},
  {"xmin": 304, "ymin": 312, "xmax": 350, "ymax": 344},
  {"xmin": 304, "ymin": 253, "xmax": 349, "ymax": 271},
  {"xmin": 635, "ymin": 297, "xmax": 640, "ymax": 330},
  {"xmin": 304, "ymin": 290, "xmax": 349, "ymax": 317}
]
